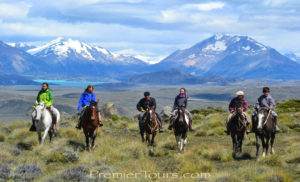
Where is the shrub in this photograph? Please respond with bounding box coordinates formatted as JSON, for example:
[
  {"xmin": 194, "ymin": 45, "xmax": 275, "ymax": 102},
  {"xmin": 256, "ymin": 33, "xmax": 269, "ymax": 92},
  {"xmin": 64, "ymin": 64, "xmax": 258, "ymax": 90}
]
[
  {"xmin": 13, "ymin": 164, "xmax": 43, "ymax": 181},
  {"xmin": 259, "ymin": 154, "xmax": 283, "ymax": 166},
  {"xmin": 0, "ymin": 165, "xmax": 10, "ymax": 180},
  {"xmin": 0, "ymin": 134, "xmax": 5, "ymax": 142},
  {"xmin": 60, "ymin": 165, "xmax": 90, "ymax": 181},
  {"xmin": 276, "ymin": 99, "xmax": 300, "ymax": 112},
  {"xmin": 46, "ymin": 148, "xmax": 79, "ymax": 164},
  {"xmin": 195, "ymin": 129, "xmax": 207, "ymax": 137},
  {"xmin": 111, "ymin": 115, "xmax": 120, "ymax": 121}
]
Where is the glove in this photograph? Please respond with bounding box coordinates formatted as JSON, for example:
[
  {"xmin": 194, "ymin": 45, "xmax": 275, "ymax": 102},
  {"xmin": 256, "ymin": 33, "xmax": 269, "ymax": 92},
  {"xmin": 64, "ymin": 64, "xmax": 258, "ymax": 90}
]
[{"xmin": 141, "ymin": 109, "xmax": 145, "ymax": 112}]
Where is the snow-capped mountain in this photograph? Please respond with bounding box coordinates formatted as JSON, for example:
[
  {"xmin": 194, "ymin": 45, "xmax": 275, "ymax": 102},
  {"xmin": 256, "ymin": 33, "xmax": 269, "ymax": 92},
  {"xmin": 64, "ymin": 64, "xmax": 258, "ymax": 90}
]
[
  {"xmin": 284, "ymin": 52, "xmax": 300, "ymax": 64},
  {"xmin": 0, "ymin": 41, "xmax": 47, "ymax": 74},
  {"xmin": 154, "ymin": 34, "xmax": 300, "ymax": 79},
  {"xmin": 27, "ymin": 37, "xmax": 145, "ymax": 65},
  {"xmin": 7, "ymin": 42, "xmax": 36, "ymax": 52}
]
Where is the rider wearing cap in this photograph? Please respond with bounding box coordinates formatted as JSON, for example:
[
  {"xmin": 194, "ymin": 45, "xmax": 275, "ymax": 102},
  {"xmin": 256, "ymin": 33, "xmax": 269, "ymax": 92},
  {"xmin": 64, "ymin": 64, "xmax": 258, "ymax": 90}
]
[
  {"xmin": 225, "ymin": 91, "xmax": 250, "ymax": 135},
  {"xmin": 251, "ymin": 87, "xmax": 279, "ymax": 132},
  {"xmin": 136, "ymin": 91, "xmax": 164, "ymax": 132}
]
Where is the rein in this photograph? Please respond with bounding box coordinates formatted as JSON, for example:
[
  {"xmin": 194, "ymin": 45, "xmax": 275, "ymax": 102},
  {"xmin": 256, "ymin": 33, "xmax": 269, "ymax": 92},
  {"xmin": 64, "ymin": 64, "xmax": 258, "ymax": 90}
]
[{"xmin": 263, "ymin": 110, "xmax": 272, "ymax": 126}]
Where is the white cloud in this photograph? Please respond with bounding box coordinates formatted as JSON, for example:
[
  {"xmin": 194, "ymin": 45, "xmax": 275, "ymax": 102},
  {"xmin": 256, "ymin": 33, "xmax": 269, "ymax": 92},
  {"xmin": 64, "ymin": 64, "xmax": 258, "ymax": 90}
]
[
  {"xmin": 264, "ymin": 0, "xmax": 288, "ymax": 7},
  {"xmin": 0, "ymin": 3, "xmax": 31, "ymax": 19},
  {"xmin": 182, "ymin": 2, "xmax": 225, "ymax": 11}
]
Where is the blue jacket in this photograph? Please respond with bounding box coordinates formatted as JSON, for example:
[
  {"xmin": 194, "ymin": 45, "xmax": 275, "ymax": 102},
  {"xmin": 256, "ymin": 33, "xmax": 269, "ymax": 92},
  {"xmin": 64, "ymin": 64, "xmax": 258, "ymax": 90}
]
[{"xmin": 77, "ymin": 92, "xmax": 96, "ymax": 111}]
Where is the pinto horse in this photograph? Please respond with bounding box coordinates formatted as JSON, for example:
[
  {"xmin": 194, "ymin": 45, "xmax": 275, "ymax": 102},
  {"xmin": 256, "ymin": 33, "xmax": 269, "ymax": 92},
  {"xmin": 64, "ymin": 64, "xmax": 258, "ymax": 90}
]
[
  {"xmin": 228, "ymin": 107, "xmax": 247, "ymax": 154},
  {"xmin": 173, "ymin": 106, "xmax": 189, "ymax": 153},
  {"xmin": 140, "ymin": 106, "xmax": 159, "ymax": 149},
  {"xmin": 254, "ymin": 107, "xmax": 276, "ymax": 159},
  {"xmin": 81, "ymin": 100, "xmax": 100, "ymax": 151}
]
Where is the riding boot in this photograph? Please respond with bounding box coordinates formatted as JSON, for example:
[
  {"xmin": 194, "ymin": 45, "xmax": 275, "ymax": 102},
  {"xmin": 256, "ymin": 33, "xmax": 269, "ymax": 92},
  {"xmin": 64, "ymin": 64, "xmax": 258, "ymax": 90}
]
[
  {"xmin": 246, "ymin": 122, "xmax": 251, "ymax": 134},
  {"xmin": 189, "ymin": 119, "xmax": 195, "ymax": 131},
  {"xmin": 168, "ymin": 117, "xmax": 175, "ymax": 130},
  {"xmin": 224, "ymin": 122, "xmax": 230, "ymax": 135},
  {"xmin": 76, "ymin": 115, "xmax": 82, "ymax": 130},
  {"xmin": 250, "ymin": 115, "xmax": 256, "ymax": 133},
  {"xmin": 98, "ymin": 112, "xmax": 103, "ymax": 127},
  {"xmin": 29, "ymin": 119, "xmax": 36, "ymax": 132},
  {"xmin": 274, "ymin": 117, "xmax": 280, "ymax": 132},
  {"xmin": 158, "ymin": 120, "xmax": 164, "ymax": 133}
]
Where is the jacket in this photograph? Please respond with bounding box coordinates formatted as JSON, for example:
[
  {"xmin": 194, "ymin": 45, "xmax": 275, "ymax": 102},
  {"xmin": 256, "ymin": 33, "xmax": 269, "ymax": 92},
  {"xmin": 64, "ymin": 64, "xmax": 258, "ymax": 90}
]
[
  {"xmin": 229, "ymin": 97, "xmax": 248, "ymax": 112},
  {"xmin": 255, "ymin": 94, "xmax": 276, "ymax": 110},
  {"xmin": 77, "ymin": 91, "xmax": 96, "ymax": 111},
  {"xmin": 33, "ymin": 88, "xmax": 53, "ymax": 108},
  {"xmin": 136, "ymin": 97, "xmax": 156, "ymax": 111}
]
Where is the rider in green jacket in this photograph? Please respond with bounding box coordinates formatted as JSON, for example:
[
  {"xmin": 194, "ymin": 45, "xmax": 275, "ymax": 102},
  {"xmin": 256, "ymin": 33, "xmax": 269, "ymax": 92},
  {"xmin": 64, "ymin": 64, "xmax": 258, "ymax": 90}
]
[{"xmin": 30, "ymin": 83, "xmax": 57, "ymax": 132}]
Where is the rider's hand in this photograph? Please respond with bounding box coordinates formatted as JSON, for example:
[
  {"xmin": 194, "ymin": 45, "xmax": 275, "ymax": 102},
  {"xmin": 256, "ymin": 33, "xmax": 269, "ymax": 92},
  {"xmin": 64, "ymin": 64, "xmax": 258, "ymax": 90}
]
[{"xmin": 141, "ymin": 109, "xmax": 145, "ymax": 112}]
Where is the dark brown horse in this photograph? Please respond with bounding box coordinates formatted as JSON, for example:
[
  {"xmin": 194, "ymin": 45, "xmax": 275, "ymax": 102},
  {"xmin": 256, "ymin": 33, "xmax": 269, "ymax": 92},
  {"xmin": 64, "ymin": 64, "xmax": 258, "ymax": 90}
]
[
  {"xmin": 140, "ymin": 106, "xmax": 158, "ymax": 149},
  {"xmin": 81, "ymin": 100, "xmax": 100, "ymax": 151},
  {"xmin": 228, "ymin": 107, "xmax": 247, "ymax": 154},
  {"xmin": 173, "ymin": 106, "xmax": 189, "ymax": 153},
  {"xmin": 253, "ymin": 107, "xmax": 276, "ymax": 159}
]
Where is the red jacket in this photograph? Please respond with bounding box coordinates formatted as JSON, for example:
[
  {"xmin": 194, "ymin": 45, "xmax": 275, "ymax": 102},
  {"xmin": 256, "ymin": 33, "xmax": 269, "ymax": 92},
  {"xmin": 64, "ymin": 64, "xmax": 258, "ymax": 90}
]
[{"xmin": 229, "ymin": 97, "xmax": 248, "ymax": 112}]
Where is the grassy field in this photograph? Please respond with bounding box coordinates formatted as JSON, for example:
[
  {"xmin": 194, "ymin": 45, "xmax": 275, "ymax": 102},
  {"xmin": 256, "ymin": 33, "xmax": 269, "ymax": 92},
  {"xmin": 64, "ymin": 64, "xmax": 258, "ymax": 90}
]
[{"xmin": 0, "ymin": 100, "xmax": 299, "ymax": 181}]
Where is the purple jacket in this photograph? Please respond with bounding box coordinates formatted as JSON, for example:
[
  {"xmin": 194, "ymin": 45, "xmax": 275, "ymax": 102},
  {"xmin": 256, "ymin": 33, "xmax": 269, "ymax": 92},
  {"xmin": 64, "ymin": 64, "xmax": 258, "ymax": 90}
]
[{"xmin": 229, "ymin": 97, "xmax": 248, "ymax": 112}]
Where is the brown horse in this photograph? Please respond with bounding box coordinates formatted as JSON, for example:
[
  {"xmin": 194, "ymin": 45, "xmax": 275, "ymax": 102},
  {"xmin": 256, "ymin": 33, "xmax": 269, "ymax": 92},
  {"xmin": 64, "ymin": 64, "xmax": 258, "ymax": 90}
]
[
  {"xmin": 228, "ymin": 107, "xmax": 247, "ymax": 154},
  {"xmin": 254, "ymin": 107, "xmax": 276, "ymax": 159},
  {"xmin": 140, "ymin": 106, "xmax": 159, "ymax": 149},
  {"xmin": 81, "ymin": 100, "xmax": 100, "ymax": 151}
]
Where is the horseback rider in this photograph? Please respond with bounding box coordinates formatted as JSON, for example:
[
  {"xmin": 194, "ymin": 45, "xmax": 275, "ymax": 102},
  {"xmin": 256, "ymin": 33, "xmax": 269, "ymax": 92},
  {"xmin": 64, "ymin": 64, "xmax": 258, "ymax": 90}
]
[
  {"xmin": 251, "ymin": 87, "xmax": 279, "ymax": 132},
  {"xmin": 137, "ymin": 91, "xmax": 164, "ymax": 132},
  {"xmin": 30, "ymin": 82, "xmax": 58, "ymax": 132},
  {"xmin": 76, "ymin": 84, "xmax": 103, "ymax": 129},
  {"xmin": 168, "ymin": 88, "xmax": 194, "ymax": 131},
  {"xmin": 225, "ymin": 91, "xmax": 250, "ymax": 135}
]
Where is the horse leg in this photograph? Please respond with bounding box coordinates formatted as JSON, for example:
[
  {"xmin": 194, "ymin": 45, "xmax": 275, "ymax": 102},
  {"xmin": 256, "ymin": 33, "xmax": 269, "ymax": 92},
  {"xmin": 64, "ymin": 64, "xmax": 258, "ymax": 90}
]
[
  {"xmin": 85, "ymin": 134, "xmax": 90, "ymax": 151},
  {"xmin": 92, "ymin": 132, "xmax": 97, "ymax": 150},
  {"xmin": 175, "ymin": 135, "xmax": 181, "ymax": 152},
  {"xmin": 265, "ymin": 136, "xmax": 270, "ymax": 155},
  {"xmin": 48, "ymin": 130, "xmax": 53, "ymax": 143},
  {"xmin": 180, "ymin": 136, "xmax": 184, "ymax": 152},
  {"xmin": 239, "ymin": 135, "xmax": 244, "ymax": 153},
  {"xmin": 270, "ymin": 133, "xmax": 275, "ymax": 154},
  {"xmin": 140, "ymin": 130, "xmax": 145, "ymax": 143},
  {"xmin": 41, "ymin": 128, "xmax": 50, "ymax": 145},
  {"xmin": 151, "ymin": 132, "xmax": 156, "ymax": 147},
  {"xmin": 261, "ymin": 136, "xmax": 266, "ymax": 158},
  {"xmin": 38, "ymin": 132, "xmax": 42, "ymax": 144},
  {"xmin": 231, "ymin": 134, "xmax": 237, "ymax": 153},
  {"xmin": 146, "ymin": 133, "xmax": 150, "ymax": 146},
  {"xmin": 255, "ymin": 134, "xmax": 260, "ymax": 160}
]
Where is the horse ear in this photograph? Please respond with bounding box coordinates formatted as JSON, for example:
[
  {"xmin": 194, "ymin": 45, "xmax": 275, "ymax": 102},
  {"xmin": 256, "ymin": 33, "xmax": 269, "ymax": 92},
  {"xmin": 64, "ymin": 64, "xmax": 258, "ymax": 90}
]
[{"xmin": 96, "ymin": 99, "xmax": 99, "ymax": 103}]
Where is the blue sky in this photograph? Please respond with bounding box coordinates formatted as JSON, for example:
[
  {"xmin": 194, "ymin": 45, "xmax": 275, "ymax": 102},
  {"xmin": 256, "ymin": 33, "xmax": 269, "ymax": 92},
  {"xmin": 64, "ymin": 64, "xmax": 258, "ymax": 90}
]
[{"xmin": 0, "ymin": 0, "xmax": 300, "ymax": 60}]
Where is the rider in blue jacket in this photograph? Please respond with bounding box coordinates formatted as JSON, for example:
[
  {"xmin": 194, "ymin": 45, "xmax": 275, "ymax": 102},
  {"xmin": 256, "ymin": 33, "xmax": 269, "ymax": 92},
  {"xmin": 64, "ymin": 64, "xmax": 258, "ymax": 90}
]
[{"xmin": 76, "ymin": 85, "xmax": 103, "ymax": 129}]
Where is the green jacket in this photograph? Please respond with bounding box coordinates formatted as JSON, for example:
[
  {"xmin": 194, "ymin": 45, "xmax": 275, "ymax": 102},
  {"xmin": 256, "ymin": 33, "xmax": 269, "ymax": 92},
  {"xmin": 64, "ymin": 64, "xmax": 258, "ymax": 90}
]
[{"xmin": 33, "ymin": 88, "xmax": 53, "ymax": 108}]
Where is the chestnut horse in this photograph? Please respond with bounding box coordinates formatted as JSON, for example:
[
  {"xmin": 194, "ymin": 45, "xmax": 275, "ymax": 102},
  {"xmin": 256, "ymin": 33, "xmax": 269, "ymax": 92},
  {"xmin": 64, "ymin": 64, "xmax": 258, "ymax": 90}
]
[
  {"xmin": 81, "ymin": 100, "xmax": 100, "ymax": 151},
  {"xmin": 140, "ymin": 106, "xmax": 159, "ymax": 149}
]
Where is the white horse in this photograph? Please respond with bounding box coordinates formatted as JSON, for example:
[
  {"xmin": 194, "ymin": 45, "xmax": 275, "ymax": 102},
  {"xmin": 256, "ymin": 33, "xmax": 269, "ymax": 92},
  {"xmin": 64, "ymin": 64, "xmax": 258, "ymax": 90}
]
[{"xmin": 31, "ymin": 102, "xmax": 60, "ymax": 144}]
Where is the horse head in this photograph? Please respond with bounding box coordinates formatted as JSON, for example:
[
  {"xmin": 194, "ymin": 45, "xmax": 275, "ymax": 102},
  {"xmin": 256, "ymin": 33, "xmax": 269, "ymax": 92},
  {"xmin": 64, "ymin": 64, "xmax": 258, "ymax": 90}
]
[
  {"xmin": 33, "ymin": 102, "xmax": 45, "ymax": 121},
  {"xmin": 177, "ymin": 105, "xmax": 186, "ymax": 123},
  {"xmin": 89, "ymin": 99, "xmax": 99, "ymax": 121},
  {"xmin": 257, "ymin": 107, "xmax": 271, "ymax": 131}
]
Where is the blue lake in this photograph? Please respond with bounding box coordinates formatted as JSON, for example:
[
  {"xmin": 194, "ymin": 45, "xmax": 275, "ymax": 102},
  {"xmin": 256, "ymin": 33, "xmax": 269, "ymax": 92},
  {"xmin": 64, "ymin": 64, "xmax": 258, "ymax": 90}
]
[{"xmin": 34, "ymin": 80, "xmax": 105, "ymax": 87}]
